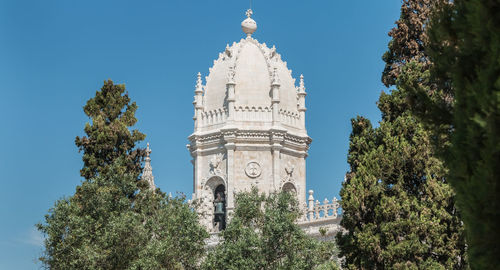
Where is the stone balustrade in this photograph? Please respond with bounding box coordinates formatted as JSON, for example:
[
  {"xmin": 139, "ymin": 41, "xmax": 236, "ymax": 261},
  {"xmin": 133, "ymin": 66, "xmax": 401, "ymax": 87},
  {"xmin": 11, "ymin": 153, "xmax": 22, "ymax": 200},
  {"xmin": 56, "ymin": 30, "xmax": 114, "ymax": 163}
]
[
  {"xmin": 234, "ymin": 106, "xmax": 272, "ymax": 122},
  {"xmin": 199, "ymin": 107, "xmax": 304, "ymax": 129},
  {"xmin": 302, "ymin": 190, "xmax": 340, "ymax": 222},
  {"xmin": 279, "ymin": 109, "xmax": 300, "ymax": 127},
  {"xmin": 200, "ymin": 108, "xmax": 228, "ymax": 127}
]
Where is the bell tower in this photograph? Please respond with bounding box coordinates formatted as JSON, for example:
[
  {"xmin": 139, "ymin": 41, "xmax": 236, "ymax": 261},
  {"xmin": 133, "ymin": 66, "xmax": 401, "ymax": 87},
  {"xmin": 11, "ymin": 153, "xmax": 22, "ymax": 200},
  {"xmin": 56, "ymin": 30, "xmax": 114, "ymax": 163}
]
[{"xmin": 187, "ymin": 10, "xmax": 311, "ymax": 232}]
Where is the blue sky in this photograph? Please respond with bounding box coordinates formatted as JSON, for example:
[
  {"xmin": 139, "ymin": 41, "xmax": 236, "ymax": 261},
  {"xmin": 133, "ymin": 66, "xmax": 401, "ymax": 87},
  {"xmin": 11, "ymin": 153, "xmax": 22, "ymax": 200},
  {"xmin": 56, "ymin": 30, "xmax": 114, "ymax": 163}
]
[{"xmin": 0, "ymin": 1, "xmax": 400, "ymax": 268}]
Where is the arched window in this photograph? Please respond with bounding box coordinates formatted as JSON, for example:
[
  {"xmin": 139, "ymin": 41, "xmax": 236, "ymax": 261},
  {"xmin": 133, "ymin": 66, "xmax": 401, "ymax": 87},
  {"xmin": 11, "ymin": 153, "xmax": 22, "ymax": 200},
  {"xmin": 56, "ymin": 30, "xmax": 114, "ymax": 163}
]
[
  {"xmin": 213, "ymin": 184, "xmax": 226, "ymax": 231},
  {"xmin": 282, "ymin": 182, "xmax": 297, "ymax": 194}
]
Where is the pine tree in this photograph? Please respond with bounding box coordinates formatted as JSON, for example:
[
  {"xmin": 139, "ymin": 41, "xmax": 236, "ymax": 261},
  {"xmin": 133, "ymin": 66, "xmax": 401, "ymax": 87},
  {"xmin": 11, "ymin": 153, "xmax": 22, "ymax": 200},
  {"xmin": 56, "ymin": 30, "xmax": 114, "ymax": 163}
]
[
  {"xmin": 427, "ymin": 1, "xmax": 500, "ymax": 268},
  {"xmin": 75, "ymin": 80, "xmax": 146, "ymax": 180},
  {"xmin": 202, "ymin": 188, "xmax": 338, "ymax": 270}
]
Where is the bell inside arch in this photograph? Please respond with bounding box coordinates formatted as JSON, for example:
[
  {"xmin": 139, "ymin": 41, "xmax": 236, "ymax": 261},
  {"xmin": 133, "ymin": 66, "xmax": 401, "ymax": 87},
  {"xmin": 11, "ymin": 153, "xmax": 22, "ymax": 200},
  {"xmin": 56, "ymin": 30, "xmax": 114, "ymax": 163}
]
[{"xmin": 213, "ymin": 184, "xmax": 226, "ymax": 231}]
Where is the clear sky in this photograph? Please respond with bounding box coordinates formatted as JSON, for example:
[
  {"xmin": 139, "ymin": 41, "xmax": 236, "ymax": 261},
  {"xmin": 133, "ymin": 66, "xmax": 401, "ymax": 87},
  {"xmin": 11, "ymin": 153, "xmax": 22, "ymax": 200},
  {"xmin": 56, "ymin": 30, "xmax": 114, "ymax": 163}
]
[{"xmin": 0, "ymin": 1, "xmax": 401, "ymax": 268}]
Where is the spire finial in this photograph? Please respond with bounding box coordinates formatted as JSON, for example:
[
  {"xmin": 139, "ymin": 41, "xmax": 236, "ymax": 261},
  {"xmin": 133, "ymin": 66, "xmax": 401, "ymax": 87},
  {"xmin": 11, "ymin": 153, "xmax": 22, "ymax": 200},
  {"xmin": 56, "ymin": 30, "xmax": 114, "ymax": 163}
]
[
  {"xmin": 299, "ymin": 74, "xmax": 306, "ymax": 93},
  {"xmin": 241, "ymin": 9, "xmax": 257, "ymax": 37},
  {"xmin": 142, "ymin": 142, "xmax": 156, "ymax": 191},
  {"xmin": 146, "ymin": 142, "xmax": 151, "ymax": 158},
  {"xmin": 196, "ymin": 72, "xmax": 202, "ymax": 87},
  {"xmin": 195, "ymin": 72, "xmax": 203, "ymax": 94},
  {"xmin": 246, "ymin": 9, "xmax": 253, "ymax": 18}
]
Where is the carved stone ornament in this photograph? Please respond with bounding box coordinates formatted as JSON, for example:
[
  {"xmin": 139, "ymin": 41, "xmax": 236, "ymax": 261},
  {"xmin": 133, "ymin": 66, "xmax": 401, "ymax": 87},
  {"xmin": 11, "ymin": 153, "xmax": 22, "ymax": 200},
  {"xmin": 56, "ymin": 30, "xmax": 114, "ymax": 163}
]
[
  {"xmin": 245, "ymin": 161, "xmax": 262, "ymax": 178},
  {"xmin": 281, "ymin": 161, "xmax": 295, "ymax": 185},
  {"xmin": 285, "ymin": 161, "xmax": 294, "ymax": 178},
  {"xmin": 209, "ymin": 153, "xmax": 223, "ymax": 175}
]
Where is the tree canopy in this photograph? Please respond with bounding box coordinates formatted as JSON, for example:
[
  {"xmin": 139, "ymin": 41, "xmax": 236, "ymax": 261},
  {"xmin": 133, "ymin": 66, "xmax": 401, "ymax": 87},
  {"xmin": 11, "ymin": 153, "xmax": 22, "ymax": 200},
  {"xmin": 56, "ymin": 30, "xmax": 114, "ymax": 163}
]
[
  {"xmin": 203, "ymin": 188, "xmax": 339, "ymax": 270},
  {"xmin": 75, "ymin": 80, "xmax": 146, "ymax": 180},
  {"xmin": 338, "ymin": 1, "xmax": 466, "ymax": 268},
  {"xmin": 426, "ymin": 1, "xmax": 500, "ymax": 268},
  {"xmin": 38, "ymin": 81, "xmax": 208, "ymax": 269}
]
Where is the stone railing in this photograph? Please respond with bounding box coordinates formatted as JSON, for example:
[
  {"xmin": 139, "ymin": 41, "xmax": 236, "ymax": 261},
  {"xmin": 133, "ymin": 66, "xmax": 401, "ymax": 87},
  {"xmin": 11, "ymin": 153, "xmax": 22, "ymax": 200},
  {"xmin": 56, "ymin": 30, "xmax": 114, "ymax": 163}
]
[
  {"xmin": 279, "ymin": 109, "xmax": 300, "ymax": 127},
  {"xmin": 200, "ymin": 108, "xmax": 228, "ymax": 127},
  {"xmin": 301, "ymin": 190, "xmax": 340, "ymax": 222},
  {"xmin": 199, "ymin": 107, "xmax": 303, "ymax": 128},
  {"xmin": 234, "ymin": 106, "xmax": 272, "ymax": 122}
]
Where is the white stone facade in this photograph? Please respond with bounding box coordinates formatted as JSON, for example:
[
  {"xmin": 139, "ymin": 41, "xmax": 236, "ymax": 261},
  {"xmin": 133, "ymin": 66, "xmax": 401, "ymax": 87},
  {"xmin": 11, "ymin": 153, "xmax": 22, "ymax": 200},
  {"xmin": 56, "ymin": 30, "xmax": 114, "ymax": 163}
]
[{"xmin": 186, "ymin": 10, "xmax": 341, "ymax": 238}]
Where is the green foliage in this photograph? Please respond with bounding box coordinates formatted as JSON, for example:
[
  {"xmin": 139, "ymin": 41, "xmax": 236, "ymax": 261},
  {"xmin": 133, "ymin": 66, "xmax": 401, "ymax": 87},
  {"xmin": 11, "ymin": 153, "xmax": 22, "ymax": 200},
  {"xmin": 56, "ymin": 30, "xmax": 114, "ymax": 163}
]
[
  {"xmin": 38, "ymin": 159, "xmax": 208, "ymax": 270},
  {"xmin": 427, "ymin": 1, "xmax": 500, "ymax": 268},
  {"xmin": 75, "ymin": 80, "xmax": 146, "ymax": 180},
  {"xmin": 338, "ymin": 1, "xmax": 467, "ymax": 268},
  {"xmin": 38, "ymin": 82, "xmax": 208, "ymax": 269},
  {"xmin": 338, "ymin": 99, "xmax": 466, "ymax": 269},
  {"xmin": 382, "ymin": 0, "xmax": 448, "ymax": 87},
  {"xmin": 203, "ymin": 188, "xmax": 338, "ymax": 270}
]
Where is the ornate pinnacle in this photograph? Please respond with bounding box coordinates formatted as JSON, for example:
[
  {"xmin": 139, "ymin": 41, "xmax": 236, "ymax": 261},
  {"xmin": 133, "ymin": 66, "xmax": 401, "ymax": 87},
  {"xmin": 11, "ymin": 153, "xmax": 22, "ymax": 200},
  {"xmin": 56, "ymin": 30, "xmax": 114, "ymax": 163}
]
[
  {"xmin": 300, "ymin": 74, "xmax": 306, "ymax": 92},
  {"xmin": 241, "ymin": 9, "xmax": 257, "ymax": 37},
  {"xmin": 146, "ymin": 142, "xmax": 152, "ymax": 160},
  {"xmin": 142, "ymin": 142, "xmax": 156, "ymax": 191},
  {"xmin": 195, "ymin": 72, "xmax": 203, "ymax": 94},
  {"xmin": 246, "ymin": 9, "xmax": 253, "ymax": 18}
]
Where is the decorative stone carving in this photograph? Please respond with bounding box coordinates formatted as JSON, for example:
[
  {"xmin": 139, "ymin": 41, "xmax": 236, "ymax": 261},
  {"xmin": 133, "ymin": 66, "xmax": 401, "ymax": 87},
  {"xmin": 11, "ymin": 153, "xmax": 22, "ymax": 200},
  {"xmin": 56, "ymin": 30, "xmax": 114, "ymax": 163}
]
[
  {"xmin": 281, "ymin": 160, "xmax": 296, "ymax": 187},
  {"xmin": 271, "ymin": 67, "xmax": 280, "ymax": 85},
  {"xmin": 209, "ymin": 153, "xmax": 224, "ymax": 176},
  {"xmin": 187, "ymin": 10, "xmax": 344, "ymax": 240},
  {"xmin": 196, "ymin": 194, "xmax": 214, "ymax": 230},
  {"xmin": 241, "ymin": 9, "xmax": 257, "ymax": 37},
  {"xmin": 285, "ymin": 161, "xmax": 294, "ymax": 179},
  {"xmin": 245, "ymin": 161, "xmax": 261, "ymax": 178},
  {"xmin": 227, "ymin": 66, "xmax": 235, "ymax": 84},
  {"xmin": 225, "ymin": 44, "xmax": 233, "ymax": 58}
]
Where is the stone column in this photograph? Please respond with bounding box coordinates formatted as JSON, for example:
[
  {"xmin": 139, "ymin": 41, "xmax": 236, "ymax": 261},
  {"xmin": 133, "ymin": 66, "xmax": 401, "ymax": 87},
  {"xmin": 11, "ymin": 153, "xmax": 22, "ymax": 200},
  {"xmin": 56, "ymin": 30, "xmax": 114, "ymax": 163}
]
[
  {"xmin": 308, "ymin": 190, "xmax": 314, "ymax": 220},
  {"xmin": 271, "ymin": 67, "xmax": 280, "ymax": 127},
  {"xmin": 271, "ymin": 145, "xmax": 282, "ymax": 191},
  {"xmin": 193, "ymin": 150, "xmax": 202, "ymax": 196},
  {"xmin": 226, "ymin": 67, "xmax": 236, "ymax": 124},
  {"xmin": 271, "ymin": 131, "xmax": 283, "ymax": 191},
  {"xmin": 223, "ymin": 129, "xmax": 237, "ymax": 211},
  {"xmin": 297, "ymin": 74, "xmax": 307, "ymax": 130},
  {"xmin": 194, "ymin": 72, "xmax": 204, "ymax": 131}
]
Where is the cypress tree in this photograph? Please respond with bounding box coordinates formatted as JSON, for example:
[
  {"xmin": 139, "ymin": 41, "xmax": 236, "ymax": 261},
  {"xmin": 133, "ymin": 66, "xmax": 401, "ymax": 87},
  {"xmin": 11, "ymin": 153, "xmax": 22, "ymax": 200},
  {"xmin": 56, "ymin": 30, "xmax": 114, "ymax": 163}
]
[
  {"xmin": 338, "ymin": 82, "xmax": 466, "ymax": 269},
  {"xmin": 75, "ymin": 80, "xmax": 146, "ymax": 180},
  {"xmin": 337, "ymin": 1, "xmax": 466, "ymax": 268},
  {"xmin": 427, "ymin": 1, "xmax": 500, "ymax": 268},
  {"xmin": 38, "ymin": 81, "xmax": 208, "ymax": 269},
  {"xmin": 382, "ymin": 0, "xmax": 447, "ymax": 87}
]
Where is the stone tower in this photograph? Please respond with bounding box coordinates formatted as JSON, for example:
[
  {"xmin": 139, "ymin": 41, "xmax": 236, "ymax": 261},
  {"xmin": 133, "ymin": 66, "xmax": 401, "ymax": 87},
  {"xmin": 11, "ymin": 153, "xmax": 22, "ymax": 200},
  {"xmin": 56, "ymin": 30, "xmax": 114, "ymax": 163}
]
[{"xmin": 187, "ymin": 10, "xmax": 311, "ymax": 232}]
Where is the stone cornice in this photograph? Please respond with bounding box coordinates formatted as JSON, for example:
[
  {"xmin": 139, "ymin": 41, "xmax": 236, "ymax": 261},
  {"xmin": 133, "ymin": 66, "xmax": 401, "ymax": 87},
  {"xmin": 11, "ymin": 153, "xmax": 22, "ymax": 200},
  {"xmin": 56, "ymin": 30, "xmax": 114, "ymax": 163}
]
[{"xmin": 188, "ymin": 128, "xmax": 311, "ymax": 157}]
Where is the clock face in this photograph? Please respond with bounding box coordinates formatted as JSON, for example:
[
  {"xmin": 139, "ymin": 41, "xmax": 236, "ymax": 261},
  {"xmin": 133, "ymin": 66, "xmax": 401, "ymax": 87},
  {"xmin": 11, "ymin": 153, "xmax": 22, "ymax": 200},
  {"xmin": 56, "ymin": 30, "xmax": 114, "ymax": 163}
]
[{"xmin": 245, "ymin": 161, "xmax": 262, "ymax": 178}]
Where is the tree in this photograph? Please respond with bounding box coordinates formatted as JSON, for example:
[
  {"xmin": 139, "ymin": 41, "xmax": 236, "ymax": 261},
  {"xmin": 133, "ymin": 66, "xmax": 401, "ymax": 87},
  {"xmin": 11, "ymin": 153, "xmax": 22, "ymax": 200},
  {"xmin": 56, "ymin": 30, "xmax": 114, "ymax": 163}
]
[
  {"xmin": 75, "ymin": 80, "xmax": 146, "ymax": 180},
  {"xmin": 337, "ymin": 88, "xmax": 466, "ymax": 268},
  {"xmin": 426, "ymin": 1, "xmax": 500, "ymax": 268},
  {"xmin": 38, "ymin": 160, "xmax": 208, "ymax": 269},
  {"xmin": 38, "ymin": 81, "xmax": 208, "ymax": 269},
  {"xmin": 338, "ymin": 1, "xmax": 466, "ymax": 266},
  {"xmin": 202, "ymin": 188, "xmax": 338, "ymax": 270},
  {"xmin": 381, "ymin": 0, "xmax": 447, "ymax": 87}
]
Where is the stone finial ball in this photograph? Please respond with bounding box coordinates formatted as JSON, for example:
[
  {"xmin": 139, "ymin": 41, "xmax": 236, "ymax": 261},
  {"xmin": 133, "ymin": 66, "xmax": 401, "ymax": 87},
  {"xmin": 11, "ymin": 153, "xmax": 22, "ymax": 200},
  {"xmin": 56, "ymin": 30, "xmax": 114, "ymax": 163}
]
[{"xmin": 241, "ymin": 17, "xmax": 257, "ymax": 36}]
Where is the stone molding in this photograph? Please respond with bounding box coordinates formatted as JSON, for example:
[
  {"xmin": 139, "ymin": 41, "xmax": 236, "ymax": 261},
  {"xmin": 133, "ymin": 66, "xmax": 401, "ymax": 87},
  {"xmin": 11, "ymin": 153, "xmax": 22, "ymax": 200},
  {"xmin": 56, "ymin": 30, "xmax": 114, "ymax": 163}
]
[{"xmin": 188, "ymin": 128, "xmax": 311, "ymax": 158}]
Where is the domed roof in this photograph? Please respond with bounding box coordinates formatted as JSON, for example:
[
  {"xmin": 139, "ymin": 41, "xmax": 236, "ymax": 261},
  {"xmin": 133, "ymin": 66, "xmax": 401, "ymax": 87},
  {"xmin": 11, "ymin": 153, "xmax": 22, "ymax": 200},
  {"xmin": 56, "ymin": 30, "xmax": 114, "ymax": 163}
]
[{"xmin": 203, "ymin": 37, "xmax": 299, "ymax": 113}]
